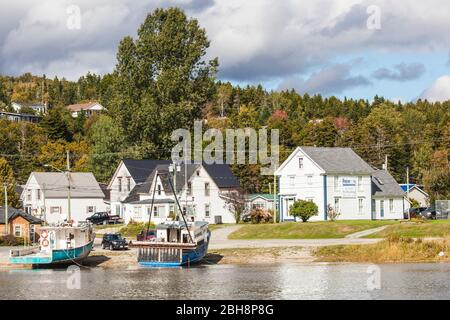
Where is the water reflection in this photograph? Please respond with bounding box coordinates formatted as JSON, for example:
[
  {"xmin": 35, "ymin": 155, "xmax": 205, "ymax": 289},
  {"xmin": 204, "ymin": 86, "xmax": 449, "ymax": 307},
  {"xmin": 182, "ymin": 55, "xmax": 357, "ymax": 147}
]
[{"xmin": 1, "ymin": 263, "xmax": 450, "ymax": 300}]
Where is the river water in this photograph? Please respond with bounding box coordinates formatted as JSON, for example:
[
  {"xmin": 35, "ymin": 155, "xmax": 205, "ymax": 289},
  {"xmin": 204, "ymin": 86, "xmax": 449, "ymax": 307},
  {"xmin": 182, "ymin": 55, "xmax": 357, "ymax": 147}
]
[{"xmin": 1, "ymin": 263, "xmax": 450, "ymax": 299}]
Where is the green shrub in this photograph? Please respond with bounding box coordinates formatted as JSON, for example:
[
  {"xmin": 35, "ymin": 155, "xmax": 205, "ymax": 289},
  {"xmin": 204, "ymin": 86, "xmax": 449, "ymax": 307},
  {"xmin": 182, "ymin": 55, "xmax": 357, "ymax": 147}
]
[
  {"xmin": 119, "ymin": 221, "xmax": 156, "ymax": 238},
  {"xmin": 289, "ymin": 200, "xmax": 318, "ymax": 222},
  {"xmin": 0, "ymin": 235, "xmax": 25, "ymax": 246}
]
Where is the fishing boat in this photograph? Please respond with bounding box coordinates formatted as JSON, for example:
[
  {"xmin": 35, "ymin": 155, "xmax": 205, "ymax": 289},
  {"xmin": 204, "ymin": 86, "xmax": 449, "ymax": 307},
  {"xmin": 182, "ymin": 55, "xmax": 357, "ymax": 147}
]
[
  {"xmin": 9, "ymin": 223, "xmax": 95, "ymax": 266},
  {"xmin": 130, "ymin": 166, "xmax": 211, "ymax": 267},
  {"xmin": 132, "ymin": 220, "xmax": 210, "ymax": 267}
]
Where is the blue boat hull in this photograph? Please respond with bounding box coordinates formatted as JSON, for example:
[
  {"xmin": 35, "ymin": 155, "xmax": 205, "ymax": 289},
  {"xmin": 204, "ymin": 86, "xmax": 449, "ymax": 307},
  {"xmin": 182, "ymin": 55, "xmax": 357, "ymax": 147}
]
[
  {"xmin": 139, "ymin": 231, "xmax": 210, "ymax": 268},
  {"xmin": 9, "ymin": 239, "xmax": 95, "ymax": 265}
]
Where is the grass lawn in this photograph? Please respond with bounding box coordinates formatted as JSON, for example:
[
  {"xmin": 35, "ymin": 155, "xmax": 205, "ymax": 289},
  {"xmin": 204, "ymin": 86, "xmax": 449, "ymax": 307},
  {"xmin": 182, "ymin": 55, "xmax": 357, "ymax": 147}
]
[
  {"xmin": 314, "ymin": 237, "xmax": 450, "ymax": 263},
  {"xmin": 94, "ymin": 223, "xmax": 124, "ymax": 230},
  {"xmin": 228, "ymin": 220, "xmax": 399, "ymax": 239},
  {"xmin": 366, "ymin": 220, "xmax": 450, "ymax": 238},
  {"xmin": 209, "ymin": 223, "xmax": 238, "ymax": 231}
]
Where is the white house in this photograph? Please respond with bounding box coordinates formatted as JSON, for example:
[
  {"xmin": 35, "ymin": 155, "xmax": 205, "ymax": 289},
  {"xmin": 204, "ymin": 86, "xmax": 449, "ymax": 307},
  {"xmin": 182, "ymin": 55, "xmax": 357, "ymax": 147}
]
[
  {"xmin": 21, "ymin": 172, "xmax": 106, "ymax": 224},
  {"xmin": 276, "ymin": 146, "xmax": 405, "ymax": 221},
  {"xmin": 108, "ymin": 159, "xmax": 171, "ymax": 217},
  {"xmin": 122, "ymin": 163, "xmax": 240, "ymax": 225},
  {"xmin": 66, "ymin": 102, "xmax": 105, "ymax": 118},
  {"xmin": 400, "ymin": 184, "xmax": 429, "ymax": 207},
  {"xmin": 12, "ymin": 102, "xmax": 47, "ymax": 114},
  {"xmin": 371, "ymin": 170, "xmax": 407, "ymax": 219}
]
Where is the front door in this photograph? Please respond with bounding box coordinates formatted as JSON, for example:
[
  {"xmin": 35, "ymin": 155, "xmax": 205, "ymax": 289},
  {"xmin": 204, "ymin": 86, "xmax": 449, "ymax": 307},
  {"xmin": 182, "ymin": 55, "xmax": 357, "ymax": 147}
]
[
  {"xmin": 285, "ymin": 198, "xmax": 295, "ymax": 220},
  {"xmin": 380, "ymin": 200, "xmax": 385, "ymax": 218}
]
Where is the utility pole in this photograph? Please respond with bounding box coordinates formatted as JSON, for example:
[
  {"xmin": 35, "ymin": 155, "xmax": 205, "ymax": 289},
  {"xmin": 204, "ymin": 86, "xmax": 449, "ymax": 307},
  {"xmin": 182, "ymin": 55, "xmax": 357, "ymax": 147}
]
[
  {"xmin": 43, "ymin": 183, "xmax": 47, "ymax": 225},
  {"xmin": 273, "ymin": 171, "xmax": 277, "ymax": 224},
  {"xmin": 4, "ymin": 184, "xmax": 8, "ymax": 235},
  {"xmin": 384, "ymin": 154, "xmax": 388, "ymax": 171},
  {"xmin": 406, "ymin": 166, "xmax": 410, "ymax": 220},
  {"xmin": 66, "ymin": 151, "xmax": 71, "ymax": 223}
]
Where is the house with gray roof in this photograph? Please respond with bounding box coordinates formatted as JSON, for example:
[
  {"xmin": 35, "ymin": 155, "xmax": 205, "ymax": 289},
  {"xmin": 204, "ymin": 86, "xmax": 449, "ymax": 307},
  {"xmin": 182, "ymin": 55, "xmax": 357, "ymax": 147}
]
[
  {"xmin": 275, "ymin": 146, "xmax": 405, "ymax": 221},
  {"xmin": 21, "ymin": 172, "xmax": 106, "ymax": 224},
  {"xmin": 122, "ymin": 162, "xmax": 240, "ymax": 225},
  {"xmin": 371, "ymin": 170, "xmax": 406, "ymax": 219}
]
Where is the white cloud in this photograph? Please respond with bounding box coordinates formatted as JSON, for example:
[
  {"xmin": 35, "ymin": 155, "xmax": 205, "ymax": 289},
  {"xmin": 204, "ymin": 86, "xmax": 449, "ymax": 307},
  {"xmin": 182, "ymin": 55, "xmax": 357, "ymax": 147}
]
[
  {"xmin": 1, "ymin": 0, "xmax": 450, "ymax": 89},
  {"xmin": 419, "ymin": 76, "xmax": 450, "ymax": 102},
  {"xmin": 278, "ymin": 63, "xmax": 371, "ymax": 95}
]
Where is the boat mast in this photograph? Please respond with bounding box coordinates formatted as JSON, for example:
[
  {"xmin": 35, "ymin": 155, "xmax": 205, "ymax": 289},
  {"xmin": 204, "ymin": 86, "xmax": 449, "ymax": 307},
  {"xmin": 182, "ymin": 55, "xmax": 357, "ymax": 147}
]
[
  {"xmin": 145, "ymin": 171, "xmax": 159, "ymax": 238},
  {"xmin": 165, "ymin": 171, "xmax": 194, "ymax": 244}
]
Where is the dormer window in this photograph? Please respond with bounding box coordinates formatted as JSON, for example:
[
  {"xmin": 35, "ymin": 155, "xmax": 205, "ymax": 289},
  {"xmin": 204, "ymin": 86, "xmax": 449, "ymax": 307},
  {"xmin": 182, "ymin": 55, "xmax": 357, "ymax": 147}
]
[{"xmin": 299, "ymin": 158, "xmax": 304, "ymax": 169}]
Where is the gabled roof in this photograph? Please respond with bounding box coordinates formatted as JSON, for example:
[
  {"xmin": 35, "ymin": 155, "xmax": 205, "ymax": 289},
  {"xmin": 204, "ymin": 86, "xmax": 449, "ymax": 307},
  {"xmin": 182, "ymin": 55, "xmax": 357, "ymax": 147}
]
[
  {"xmin": 300, "ymin": 146, "xmax": 374, "ymax": 174},
  {"xmin": 0, "ymin": 207, "xmax": 43, "ymax": 224},
  {"xmin": 371, "ymin": 170, "xmax": 405, "ymax": 197},
  {"xmin": 66, "ymin": 102, "xmax": 103, "ymax": 112},
  {"xmin": 124, "ymin": 162, "xmax": 239, "ymax": 201},
  {"xmin": 203, "ymin": 163, "xmax": 240, "ymax": 188},
  {"xmin": 122, "ymin": 159, "xmax": 171, "ymax": 184},
  {"xmin": 247, "ymin": 193, "xmax": 276, "ymax": 201},
  {"xmin": 30, "ymin": 172, "xmax": 104, "ymax": 199},
  {"xmin": 399, "ymin": 184, "xmax": 428, "ymax": 196}
]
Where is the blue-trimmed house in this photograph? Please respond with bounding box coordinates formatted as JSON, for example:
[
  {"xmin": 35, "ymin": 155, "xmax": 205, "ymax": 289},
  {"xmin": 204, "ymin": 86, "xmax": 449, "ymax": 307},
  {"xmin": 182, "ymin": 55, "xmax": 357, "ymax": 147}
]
[{"xmin": 275, "ymin": 146, "xmax": 405, "ymax": 221}]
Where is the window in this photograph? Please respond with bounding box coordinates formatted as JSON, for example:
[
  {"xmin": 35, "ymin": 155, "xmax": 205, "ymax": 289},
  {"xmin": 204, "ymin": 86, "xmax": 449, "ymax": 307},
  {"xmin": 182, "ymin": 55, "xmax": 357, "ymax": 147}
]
[
  {"xmin": 196, "ymin": 170, "xmax": 200, "ymax": 176},
  {"xmin": 50, "ymin": 207, "xmax": 61, "ymax": 214},
  {"xmin": 389, "ymin": 199, "xmax": 394, "ymax": 213},
  {"xmin": 169, "ymin": 205, "xmax": 175, "ymax": 216},
  {"xmin": 380, "ymin": 200, "xmax": 384, "ymax": 217},
  {"xmin": 307, "ymin": 175, "xmax": 313, "ymax": 185},
  {"xmin": 37, "ymin": 189, "xmax": 41, "ymax": 201},
  {"xmin": 14, "ymin": 225, "xmax": 22, "ymax": 237},
  {"xmin": 115, "ymin": 205, "xmax": 121, "ymax": 216},
  {"xmin": 334, "ymin": 176, "xmax": 340, "ymax": 191},
  {"xmin": 298, "ymin": 157, "xmax": 304, "ymax": 169},
  {"xmin": 146, "ymin": 207, "xmax": 152, "ymax": 216},
  {"xmin": 127, "ymin": 177, "xmax": 131, "ymax": 192},
  {"xmin": 133, "ymin": 206, "xmax": 142, "ymax": 218},
  {"xmin": 334, "ymin": 198, "xmax": 340, "ymax": 213},
  {"xmin": 358, "ymin": 198, "xmax": 364, "ymax": 214},
  {"xmin": 86, "ymin": 206, "xmax": 96, "ymax": 214},
  {"xmin": 27, "ymin": 189, "xmax": 32, "ymax": 201},
  {"xmin": 205, "ymin": 204, "xmax": 210, "ymax": 217},
  {"xmin": 153, "ymin": 206, "xmax": 159, "ymax": 217},
  {"xmin": 157, "ymin": 184, "xmax": 162, "ymax": 196},
  {"xmin": 289, "ymin": 175, "xmax": 295, "ymax": 186},
  {"xmin": 252, "ymin": 202, "xmax": 265, "ymax": 209},
  {"xmin": 205, "ymin": 182, "xmax": 210, "ymax": 196},
  {"xmin": 187, "ymin": 182, "xmax": 192, "ymax": 196},
  {"xmin": 118, "ymin": 177, "xmax": 122, "ymax": 192},
  {"xmin": 358, "ymin": 176, "xmax": 363, "ymax": 191},
  {"xmin": 187, "ymin": 205, "xmax": 196, "ymax": 216}
]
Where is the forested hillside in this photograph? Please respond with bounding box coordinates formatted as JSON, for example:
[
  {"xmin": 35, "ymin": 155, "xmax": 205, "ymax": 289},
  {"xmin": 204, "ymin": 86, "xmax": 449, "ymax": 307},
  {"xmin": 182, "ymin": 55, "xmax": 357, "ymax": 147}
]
[{"xmin": 0, "ymin": 8, "xmax": 448, "ymax": 203}]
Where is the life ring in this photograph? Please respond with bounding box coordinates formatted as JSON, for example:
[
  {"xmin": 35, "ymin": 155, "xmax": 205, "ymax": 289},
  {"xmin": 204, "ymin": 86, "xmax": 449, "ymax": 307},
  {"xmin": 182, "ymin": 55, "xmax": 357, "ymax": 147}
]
[
  {"xmin": 41, "ymin": 239, "xmax": 49, "ymax": 247},
  {"xmin": 41, "ymin": 230, "xmax": 48, "ymax": 239}
]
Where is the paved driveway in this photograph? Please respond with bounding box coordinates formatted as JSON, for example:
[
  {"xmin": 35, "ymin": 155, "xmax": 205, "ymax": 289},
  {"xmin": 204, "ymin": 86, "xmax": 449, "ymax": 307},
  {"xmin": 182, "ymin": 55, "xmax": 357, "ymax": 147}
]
[{"xmin": 209, "ymin": 226, "xmax": 382, "ymax": 250}]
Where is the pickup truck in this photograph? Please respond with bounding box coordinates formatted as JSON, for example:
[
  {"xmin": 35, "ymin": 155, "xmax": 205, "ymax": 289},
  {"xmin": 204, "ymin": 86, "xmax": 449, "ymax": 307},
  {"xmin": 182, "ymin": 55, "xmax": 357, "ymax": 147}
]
[{"xmin": 86, "ymin": 212, "xmax": 123, "ymax": 225}]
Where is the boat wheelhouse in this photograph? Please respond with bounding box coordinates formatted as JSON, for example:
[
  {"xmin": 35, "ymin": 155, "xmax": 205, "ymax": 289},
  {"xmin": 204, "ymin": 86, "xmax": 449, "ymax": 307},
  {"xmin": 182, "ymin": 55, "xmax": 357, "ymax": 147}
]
[
  {"xmin": 132, "ymin": 220, "xmax": 210, "ymax": 267},
  {"xmin": 9, "ymin": 223, "xmax": 95, "ymax": 265}
]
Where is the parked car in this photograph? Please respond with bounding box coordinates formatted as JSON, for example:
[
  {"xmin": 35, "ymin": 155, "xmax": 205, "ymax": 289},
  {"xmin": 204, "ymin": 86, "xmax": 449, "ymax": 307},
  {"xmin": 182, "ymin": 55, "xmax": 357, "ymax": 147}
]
[
  {"xmin": 101, "ymin": 233, "xmax": 128, "ymax": 250},
  {"xmin": 136, "ymin": 229, "xmax": 157, "ymax": 242},
  {"xmin": 420, "ymin": 207, "xmax": 437, "ymax": 220},
  {"xmin": 406, "ymin": 207, "xmax": 436, "ymax": 220},
  {"xmin": 87, "ymin": 212, "xmax": 123, "ymax": 225}
]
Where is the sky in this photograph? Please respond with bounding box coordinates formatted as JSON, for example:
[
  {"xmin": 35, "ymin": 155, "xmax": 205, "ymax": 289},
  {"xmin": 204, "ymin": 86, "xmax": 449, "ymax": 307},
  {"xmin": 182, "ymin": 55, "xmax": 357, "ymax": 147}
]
[{"xmin": 0, "ymin": 0, "xmax": 450, "ymax": 102}]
